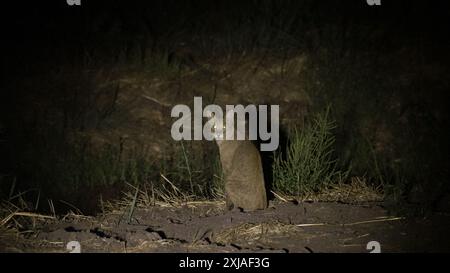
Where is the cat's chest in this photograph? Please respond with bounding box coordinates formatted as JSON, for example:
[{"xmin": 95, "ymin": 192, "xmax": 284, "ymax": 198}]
[{"xmin": 218, "ymin": 142, "xmax": 242, "ymax": 173}]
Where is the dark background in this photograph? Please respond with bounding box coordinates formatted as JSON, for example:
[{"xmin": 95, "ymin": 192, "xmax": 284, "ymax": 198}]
[{"xmin": 1, "ymin": 0, "xmax": 449, "ymax": 215}]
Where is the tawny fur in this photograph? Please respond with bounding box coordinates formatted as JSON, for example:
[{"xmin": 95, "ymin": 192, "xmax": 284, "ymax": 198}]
[
  {"xmin": 216, "ymin": 139, "xmax": 267, "ymax": 211},
  {"xmin": 207, "ymin": 109, "xmax": 267, "ymax": 211}
]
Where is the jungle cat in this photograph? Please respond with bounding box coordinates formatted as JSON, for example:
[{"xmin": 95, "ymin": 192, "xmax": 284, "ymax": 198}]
[{"xmin": 206, "ymin": 109, "xmax": 267, "ymax": 211}]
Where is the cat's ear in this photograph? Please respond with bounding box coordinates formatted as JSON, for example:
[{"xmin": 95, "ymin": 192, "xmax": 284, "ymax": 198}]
[
  {"xmin": 225, "ymin": 108, "xmax": 235, "ymax": 120},
  {"xmin": 204, "ymin": 109, "xmax": 213, "ymax": 118},
  {"xmin": 204, "ymin": 106, "xmax": 222, "ymax": 120}
]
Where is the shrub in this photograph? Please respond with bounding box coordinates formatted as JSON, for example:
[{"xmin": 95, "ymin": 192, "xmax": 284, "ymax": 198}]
[{"xmin": 273, "ymin": 108, "xmax": 349, "ymax": 196}]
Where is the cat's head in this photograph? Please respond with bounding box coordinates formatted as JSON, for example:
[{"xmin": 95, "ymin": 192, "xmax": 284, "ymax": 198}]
[{"xmin": 205, "ymin": 108, "xmax": 248, "ymax": 141}]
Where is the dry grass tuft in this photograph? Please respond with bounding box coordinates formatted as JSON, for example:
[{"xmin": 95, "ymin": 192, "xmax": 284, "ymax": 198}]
[
  {"xmin": 213, "ymin": 221, "xmax": 299, "ymax": 245},
  {"xmin": 316, "ymin": 176, "xmax": 383, "ymax": 203},
  {"xmin": 272, "ymin": 176, "xmax": 383, "ymax": 204}
]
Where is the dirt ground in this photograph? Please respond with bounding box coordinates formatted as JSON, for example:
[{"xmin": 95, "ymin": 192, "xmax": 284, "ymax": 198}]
[{"xmin": 1, "ymin": 201, "xmax": 449, "ymax": 253}]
